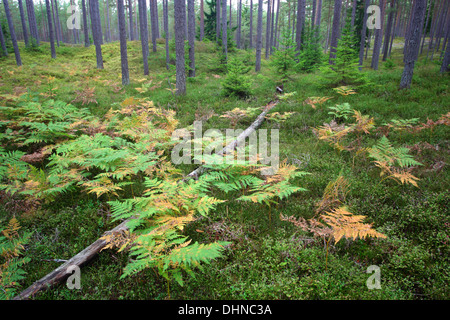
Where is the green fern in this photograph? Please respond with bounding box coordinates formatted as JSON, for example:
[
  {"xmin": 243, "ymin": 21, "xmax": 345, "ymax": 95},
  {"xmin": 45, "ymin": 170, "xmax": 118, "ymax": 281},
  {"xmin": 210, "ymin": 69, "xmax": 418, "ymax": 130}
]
[
  {"xmin": 369, "ymin": 136, "xmax": 422, "ymax": 168},
  {"xmin": 0, "ymin": 218, "xmax": 32, "ymax": 300}
]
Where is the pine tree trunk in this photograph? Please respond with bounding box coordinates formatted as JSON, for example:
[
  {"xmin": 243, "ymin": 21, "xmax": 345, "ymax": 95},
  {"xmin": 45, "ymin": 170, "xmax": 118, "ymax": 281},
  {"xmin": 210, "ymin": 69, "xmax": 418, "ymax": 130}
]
[
  {"xmin": 51, "ymin": 0, "xmax": 60, "ymax": 47},
  {"xmin": 371, "ymin": 0, "xmax": 385, "ymax": 70},
  {"xmin": 400, "ymin": 0, "xmax": 427, "ymax": 89},
  {"xmin": 255, "ymin": 0, "xmax": 263, "ymax": 71},
  {"xmin": 138, "ymin": 0, "xmax": 149, "ymax": 74},
  {"xmin": 431, "ymin": 2, "xmax": 448, "ymax": 60},
  {"xmin": 222, "ymin": 0, "xmax": 228, "ymax": 60},
  {"xmin": 18, "ymin": 0, "xmax": 29, "ymax": 47},
  {"xmin": 150, "ymin": 0, "xmax": 157, "ymax": 52},
  {"xmin": 90, "ymin": 0, "xmax": 104, "ymax": 69},
  {"xmin": 128, "ymin": 0, "xmax": 134, "ymax": 40},
  {"xmin": 54, "ymin": 0, "xmax": 63, "ymax": 43},
  {"xmin": 216, "ymin": 0, "xmax": 221, "ymax": 43},
  {"xmin": 237, "ymin": 0, "xmax": 242, "ymax": 49},
  {"xmin": 106, "ymin": 0, "xmax": 112, "ymax": 42},
  {"xmin": 0, "ymin": 20, "xmax": 7, "ymax": 56},
  {"xmin": 292, "ymin": 0, "xmax": 296, "ymax": 41},
  {"xmin": 312, "ymin": 0, "xmax": 316, "ymax": 29},
  {"xmin": 350, "ymin": 0, "xmax": 357, "ymax": 28},
  {"xmin": 315, "ymin": 0, "xmax": 322, "ymax": 37},
  {"xmin": 295, "ymin": 0, "xmax": 305, "ymax": 52},
  {"xmin": 389, "ymin": 0, "xmax": 400, "ymax": 57},
  {"xmin": 249, "ymin": 0, "xmax": 253, "ymax": 48},
  {"xmin": 265, "ymin": 0, "xmax": 271, "ymax": 59},
  {"xmin": 154, "ymin": 0, "xmax": 160, "ymax": 38},
  {"xmin": 383, "ymin": 0, "xmax": 396, "ymax": 61},
  {"xmin": 329, "ymin": 0, "xmax": 342, "ymax": 64},
  {"xmin": 163, "ymin": 0, "xmax": 169, "ymax": 70},
  {"xmin": 270, "ymin": 0, "xmax": 275, "ymax": 53},
  {"xmin": 118, "ymin": 0, "xmax": 129, "ymax": 85},
  {"xmin": 135, "ymin": 0, "xmax": 139, "ymax": 40},
  {"xmin": 3, "ymin": 0, "xmax": 22, "ymax": 65},
  {"xmin": 70, "ymin": 0, "xmax": 78, "ymax": 44},
  {"xmin": 440, "ymin": 32, "xmax": 450, "ymax": 72},
  {"xmin": 39, "ymin": 0, "xmax": 47, "ymax": 42},
  {"xmin": 26, "ymin": 0, "xmax": 40, "ymax": 45},
  {"xmin": 274, "ymin": 0, "xmax": 280, "ymax": 49},
  {"xmin": 404, "ymin": 0, "xmax": 416, "ymax": 56},
  {"xmin": 188, "ymin": 0, "xmax": 195, "ymax": 77},
  {"xmin": 45, "ymin": 0, "xmax": 56, "ymax": 59},
  {"xmin": 82, "ymin": 0, "xmax": 90, "ymax": 46},
  {"xmin": 427, "ymin": 0, "xmax": 442, "ymax": 58},
  {"xmin": 229, "ymin": 0, "xmax": 232, "ymax": 28},
  {"xmin": 174, "ymin": 0, "xmax": 186, "ymax": 94},
  {"xmin": 420, "ymin": 0, "xmax": 432, "ymax": 55},
  {"xmin": 200, "ymin": 0, "xmax": 205, "ymax": 41},
  {"xmin": 341, "ymin": 0, "xmax": 349, "ymax": 31},
  {"xmin": 359, "ymin": 0, "xmax": 370, "ymax": 69}
]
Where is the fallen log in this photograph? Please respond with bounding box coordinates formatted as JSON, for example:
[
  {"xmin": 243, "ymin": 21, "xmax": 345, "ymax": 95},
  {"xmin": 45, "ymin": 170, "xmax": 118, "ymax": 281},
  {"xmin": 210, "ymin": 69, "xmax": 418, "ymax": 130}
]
[
  {"xmin": 183, "ymin": 100, "xmax": 278, "ymax": 181},
  {"xmin": 13, "ymin": 220, "xmax": 129, "ymax": 300},
  {"xmin": 14, "ymin": 100, "xmax": 278, "ymax": 300}
]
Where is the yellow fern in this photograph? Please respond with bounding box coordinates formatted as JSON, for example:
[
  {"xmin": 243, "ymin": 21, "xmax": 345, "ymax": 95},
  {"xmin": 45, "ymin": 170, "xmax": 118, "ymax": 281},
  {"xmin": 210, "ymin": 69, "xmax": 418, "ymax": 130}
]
[{"xmin": 320, "ymin": 206, "xmax": 386, "ymax": 244}]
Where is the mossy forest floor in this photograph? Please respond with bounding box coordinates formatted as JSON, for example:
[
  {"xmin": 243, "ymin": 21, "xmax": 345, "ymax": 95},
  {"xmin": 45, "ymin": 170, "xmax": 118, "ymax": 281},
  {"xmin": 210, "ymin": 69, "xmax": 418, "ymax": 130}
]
[{"xmin": 0, "ymin": 39, "xmax": 449, "ymax": 300}]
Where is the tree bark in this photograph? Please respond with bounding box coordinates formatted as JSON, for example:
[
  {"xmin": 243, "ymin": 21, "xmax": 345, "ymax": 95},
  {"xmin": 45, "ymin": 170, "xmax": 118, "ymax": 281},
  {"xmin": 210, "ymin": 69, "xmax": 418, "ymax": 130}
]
[
  {"xmin": 26, "ymin": 0, "xmax": 40, "ymax": 45},
  {"xmin": 389, "ymin": 0, "xmax": 400, "ymax": 57},
  {"xmin": 371, "ymin": 0, "xmax": 385, "ymax": 70},
  {"xmin": 82, "ymin": 0, "xmax": 90, "ymax": 46},
  {"xmin": 249, "ymin": 0, "xmax": 253, "ymax": 48},
  {"xmin": 359, "ymin": 0, "xmax": 370, "ymax": 70},
  {"xmin": 45, "ymin": 0, "xmax": 56, "ymax": 59},
  {"xmin": 3, "ymin": 0, "xmax": 22, "ymax": 66},
  {"xmin": 184, "ymin": 100, "xmax": 279, "ymax": 181},
  {"xmin": 0, "ymin": 19, "xmax": 7, "ymax": 56},
  {"xmin": 400, "ymin": 0, "xmax": 427, "ymax": 89},
  {"xmin": 274, "ymin": 0, "xmax": 280, "ymax": 49},
  {"xmin": 106, "ymin": 0, "xmax": 112, "ymax": 42},
  {"xmin": 383, "ymin": 0, "xmax": 396, "ymax": 61},
  {"xmin": 329, "ymin": 0, "xmax": 342, "ymax": 64},
  {"xmin": 154, "ymin": 0, "xmax": 160, "ymax": 38},
  {"xmin": 431, "ymin": 2, "xmax": 448, "ymax": 60},
  {"xmin": 150, "ymin": 0, "xmax": 157, "ymax": 52},
  {"xmin": 18, "ymin": 0, "xmax": 29, "ymax": 47},
  {"xmin": 229, "ymin": 0, "xmax": 232, "ymax": 28},
  {"xmin": 90, "ymin": 0, "xmax": 104, "ymax": 69},
  {"xmin": 222, "ymin": 0, "xmax": 228, "ymax": 60},
  {"xmin": 200, "ymin": 0, "xmax": 205, "ymax": 41},
  {"xmin": 440, "ymin": 31, "xmax": 450, "ymax": 72},
  {"xmin": 164, "ymin": 0, "xmax": 169, "ymax": 70},
  {"xmin": 188, "ymin": 0, "xmax": 196, "ymax": 77},
  {"xmin": 265, "ymin": 0, "xmax": 271, "ymax": 59},
  {"xmin": 315, "ymin": 0, "xmax": 322, "ymax": 37},
  {"xmin": 128, "ymin": 0, "xmax": 134, "ymax": 40},
  {"xmin": 270, "ymin": 0, "xmax": 275, "ymax": 53},
  {"xmin": 174, "ymin": 0, "xmax": 186, "ymax": 94},
  {"xmin": 51, "ymin": 0, "xmax": 60, "ymax": 47},
  {"xmin": 13, "ymin": 219, "xmax": 130, "ymax": 300},
  {"xmin": 216, "ymin": 0, "xmax": 221, "ymax": 43},
  {"xmin": 295, "ymin": 0, "xmax": 305, "ymax": 52},
  {"xmin": 53, "ymin": 0, "xmax": 63, "ymax": 43},
  {"xmin": 138, "ymin": 0, "xmax": 149, "ymax": 75},
  {"xmin": 350, "ymin": 0, "xmax": 357, "ymax": 28},
  {"xmin": 237, "ymin": 0, "xmax": 242, "ymax": 48},
  {"xmin": 312, "ymin": 0, "xmax": 317, "ymax": 29},
  {"xmin": 420, "ymin": 0, "xmax": 432, "ymax": 55},
  {"xmin": 255, "ymin": 0, "xmax": 263, "ymax": 71},
  {"xmin": 118, "ymin": 0, "xmax": 129, "ymax": 85}
]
